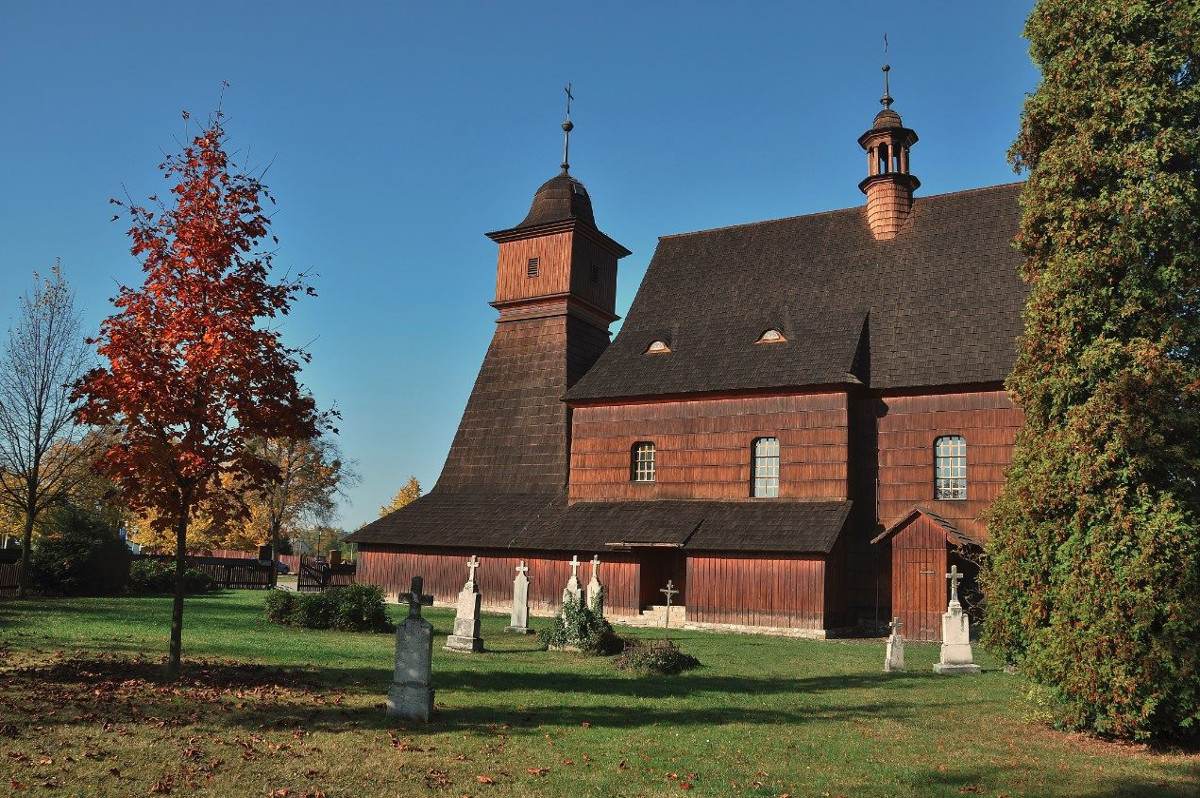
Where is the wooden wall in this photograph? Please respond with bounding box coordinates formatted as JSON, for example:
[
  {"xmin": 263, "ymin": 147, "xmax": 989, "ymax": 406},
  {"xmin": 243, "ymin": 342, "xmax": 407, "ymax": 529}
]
[
  {"xmin": 877, "ymin": 390, "xmax": 1022, "ymax": 543},
  {"xmin": 570, "ymin": 393, "xmax": 848, "ymax": 501},
  {"xmin": 889, "ymin": 514, "xmax": 949, "ymax": 642},
  {"xmin": 356, "ymin": 545, "xmax": 641, "ymax": 617},
  {"xmin": 493, "ymin": 229, "xmax": 617, "ymax": 314},
  {"xmin": 685, "ymin": 553, "xmax": 830, "ymax": 630},
  {"xmin": 569, "ymin": 232, "xmax": 618, "ymax": 314}
]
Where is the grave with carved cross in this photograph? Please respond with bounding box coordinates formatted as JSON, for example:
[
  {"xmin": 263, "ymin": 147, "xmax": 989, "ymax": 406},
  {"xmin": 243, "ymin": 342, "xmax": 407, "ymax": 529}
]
[
  {"xmin": 586, "ymin": 554, "xmax": 605, "ymax": 616},
  {"xmin": 884, "ymin": 615, "xmax": 906, "ymax": 672},
  {"xmin": 387, "ymin": 576, "xmax": 436, "ymax": 721},
  {"xmin": 445, "ymin": 556, "xmax": 484, "ymax": 653},
  {"xmin": 507, "ymin": 560, "xmax": 534, "ymax": 635},
  {"xmin": 562, "ymin": 554, "xmax": 583, "ymax": 605},
  {"xmin": 660, "ymin": 580, "xmax": 680, "ymax": 629},
  {"xmin": 934, "ymin": 565, "xmax": 980, "ymax": 674}
]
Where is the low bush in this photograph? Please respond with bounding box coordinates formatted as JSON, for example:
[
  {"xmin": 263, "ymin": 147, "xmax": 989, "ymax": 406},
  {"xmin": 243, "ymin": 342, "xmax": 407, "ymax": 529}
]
[
  {"xmin": 264, "ymin": 584, "xmax": 393, "ymax": 633},
  {"xmin": 126, "ymin": 558, "xmax": 215, "ymax": 595},
  {"xmin": 539, "ymin": 593, "xmax": 622, "ymax": 655},
  {"xmin": 613, "ymin": 638, "xmax": 700, "ymax": 675}
]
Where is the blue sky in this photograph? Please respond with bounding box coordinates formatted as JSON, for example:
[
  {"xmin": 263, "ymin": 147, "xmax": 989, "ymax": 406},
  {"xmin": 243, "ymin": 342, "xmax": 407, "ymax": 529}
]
[{"xmin": 0, "ymin": 2, "xmax": 1039, "ymax": 531}]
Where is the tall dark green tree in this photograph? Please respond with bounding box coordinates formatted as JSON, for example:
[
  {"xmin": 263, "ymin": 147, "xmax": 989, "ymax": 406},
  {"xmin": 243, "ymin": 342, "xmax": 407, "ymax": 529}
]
[{"xmin": 983, "ymin": 1, "xmax": 1200, "ymax": 740}]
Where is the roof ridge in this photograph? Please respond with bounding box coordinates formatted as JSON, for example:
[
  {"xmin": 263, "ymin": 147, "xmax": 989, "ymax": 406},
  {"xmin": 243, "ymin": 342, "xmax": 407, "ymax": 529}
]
[{"xmin": 657, "ymin": 180, "xmax": 1025, "ymax": 241}]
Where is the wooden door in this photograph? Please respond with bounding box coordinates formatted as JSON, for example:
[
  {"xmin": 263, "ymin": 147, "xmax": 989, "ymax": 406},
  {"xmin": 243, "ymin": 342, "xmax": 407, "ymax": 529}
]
[{"xmin": 891, "ymin": 528, "xmax": 947, "ymax": 642}]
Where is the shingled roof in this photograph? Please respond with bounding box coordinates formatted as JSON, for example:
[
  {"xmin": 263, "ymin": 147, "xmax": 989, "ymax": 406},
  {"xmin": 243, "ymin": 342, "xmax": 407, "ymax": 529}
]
[
  {"xmin": 349, "ymin": 493, "xmax": 851, "ymax": 555},
  {"xmin": 567, "ymin": 182, "xmax": 1026, "ymax": 401}
]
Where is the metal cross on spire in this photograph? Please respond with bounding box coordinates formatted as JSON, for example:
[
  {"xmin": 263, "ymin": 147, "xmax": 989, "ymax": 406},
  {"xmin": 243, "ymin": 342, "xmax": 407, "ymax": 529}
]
[
  {"xmin": 561, "ymin": 82, "xmax": 575, "ymax": 174},
  {"xmin": 880, "ymin": 33, "xmax": 893, "ymax": 109}
]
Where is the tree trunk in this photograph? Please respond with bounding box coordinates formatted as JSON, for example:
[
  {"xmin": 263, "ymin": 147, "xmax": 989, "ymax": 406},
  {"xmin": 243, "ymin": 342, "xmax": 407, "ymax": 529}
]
[
  {"xmin": 16, "ymin": 509, "xmax": 35, "ymax": 599},
  {"xmin": 268, "ymin": 520, "xmax": 280, "ymax": 589},
  {"xmin": 166, "ymin": 507, "xmax": 189, "ymax": 680}
]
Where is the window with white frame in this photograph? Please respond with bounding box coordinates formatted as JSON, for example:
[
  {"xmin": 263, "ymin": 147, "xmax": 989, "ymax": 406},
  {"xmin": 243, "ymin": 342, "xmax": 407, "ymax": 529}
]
[
  {"xmin": 934, "ymin": 435, "xmax": 967, "ymax": 500},
  {"xmin": 631, "ymin": 442, "xmax": 656, "ymax": 482},
  {"xmin": 751, "ymin": 437, "xmax": 780, "ymax": 497}
]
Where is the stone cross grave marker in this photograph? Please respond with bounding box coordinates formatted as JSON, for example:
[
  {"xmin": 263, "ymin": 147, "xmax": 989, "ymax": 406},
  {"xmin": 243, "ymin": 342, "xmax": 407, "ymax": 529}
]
[
  {"xmin": 660, "ymin": 579, "xmax": 679, "ymax": 629},
  {"xmin": 884, "ymin": 615, "xmax": 905, "ymax": 672},
  {"xmin": 586, "ymin": 555, "xmax": 605, "ymax": 616},
  {"xmin": 562, "ymin": 554, "xmax": 583, "ymax": 605},
  {"xmin": 445, "ymin": 555, "xmax": 484, "ymax": 653},
  {"xmin": 506, "ymin": 560, "xmax": 534, "ymax": 634},
  {"xmin": 387, "ymin": 576, "xmax": 435, "ymax": 721},
  {"xmin": 934, "ymin": 564, "xmax": 980, "ymax": 674}
]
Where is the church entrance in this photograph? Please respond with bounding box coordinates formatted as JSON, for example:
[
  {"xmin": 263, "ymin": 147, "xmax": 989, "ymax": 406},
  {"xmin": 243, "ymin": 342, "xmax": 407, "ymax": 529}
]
[{"xmin": 637, "ymin": 549, "xmax": 686, "ymax": 610}]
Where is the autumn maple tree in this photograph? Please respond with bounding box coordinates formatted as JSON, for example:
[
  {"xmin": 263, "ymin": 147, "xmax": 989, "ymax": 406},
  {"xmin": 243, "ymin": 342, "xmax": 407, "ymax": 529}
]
[{"xmin": 77, "ymin": 107, "xmax": 329, "ymax": 677}]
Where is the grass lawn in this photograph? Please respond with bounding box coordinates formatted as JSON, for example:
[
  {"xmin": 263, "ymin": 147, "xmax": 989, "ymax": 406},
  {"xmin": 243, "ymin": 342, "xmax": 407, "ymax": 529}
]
[{"xmin": 0, "ymin": 592, "xmax": 1195, "ymax": 797}]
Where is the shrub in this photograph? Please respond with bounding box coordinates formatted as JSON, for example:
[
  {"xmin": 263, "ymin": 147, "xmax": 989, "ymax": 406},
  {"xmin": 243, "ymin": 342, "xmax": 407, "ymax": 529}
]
[
  {"xmin": 614, "ymin": 639, "xmax": 700, "ymax": 675},
  {"xmin": 29, "ymin": 504, "xmax": 130, "ymax": 596},
  {"xmin": 264, "ymin": 584, "xmax": 393, "ymax": 633},
  {"xmin": 539, "ymin": 593, "xmax": 622, "ymax": 655},
  {"xmin": 126, "ymin": 558, "xmax": 215, "ymax": 595}
]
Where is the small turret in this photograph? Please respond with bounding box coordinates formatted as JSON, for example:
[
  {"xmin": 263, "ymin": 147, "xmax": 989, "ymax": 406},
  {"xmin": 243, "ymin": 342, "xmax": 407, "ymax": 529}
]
[{"xmin": 858, "ymin": 64, "xmax": 920, "ymax": 240}]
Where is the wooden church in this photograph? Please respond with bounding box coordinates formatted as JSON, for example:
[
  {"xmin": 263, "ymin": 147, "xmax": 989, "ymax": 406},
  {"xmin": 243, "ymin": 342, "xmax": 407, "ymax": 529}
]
[{"xmin": 349, "ymin": 70, "xmax": 1026, "ymax": 641}]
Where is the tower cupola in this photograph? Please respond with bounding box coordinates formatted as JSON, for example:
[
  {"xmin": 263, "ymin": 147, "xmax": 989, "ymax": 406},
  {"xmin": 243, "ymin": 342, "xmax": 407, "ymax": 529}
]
[{"xmin": 858, "ymin": 64, "xmax": 919, "ymax": 240}]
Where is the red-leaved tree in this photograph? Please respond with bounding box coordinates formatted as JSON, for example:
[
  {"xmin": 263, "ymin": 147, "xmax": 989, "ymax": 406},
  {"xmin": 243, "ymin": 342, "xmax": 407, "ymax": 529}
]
[{"xmin": 76, "ymin": 108, "xmax": 330, "ymax": 677}]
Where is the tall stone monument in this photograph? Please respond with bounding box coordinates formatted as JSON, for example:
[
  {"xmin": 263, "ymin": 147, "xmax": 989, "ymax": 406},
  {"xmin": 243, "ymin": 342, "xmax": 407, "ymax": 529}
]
[
  {"xmin": 883, "ymin": 616, "xmax": 905, "ymax": 672},
  {"xmin": 562, "ymin": 555, "xmax": 583, "ymax": 605},
  {"xmin": 586, "ymin": 555, "xmax": 605, "ymax": 615},
  {"xmin": 506, "ymin": 560, "xmax": 534, "ymax": 634},
  {"xmin": 387, "ymin": 576, "xmax": 435, "ymax": 721},
  {"xmin": 934, "ymin": 565, "xmax": 980, "ymax": 674},
  {"xmin": 445, "ymin": 555, "xmax": 484, "ymax": 653}
]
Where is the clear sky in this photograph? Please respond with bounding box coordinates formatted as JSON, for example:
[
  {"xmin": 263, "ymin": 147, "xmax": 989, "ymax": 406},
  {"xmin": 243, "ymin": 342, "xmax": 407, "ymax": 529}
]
[{"xmin": 0, "ymin": 2, "xmax": 1039, "ymax": 531}]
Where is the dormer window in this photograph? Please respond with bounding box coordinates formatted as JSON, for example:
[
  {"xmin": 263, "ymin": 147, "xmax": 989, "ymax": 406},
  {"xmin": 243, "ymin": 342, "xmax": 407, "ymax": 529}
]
[
  {"xmin": 756, "ymin": 329, "xmax": 786, "ymax": 344},
  {"xmin": 646, "ymin": 340, "xmax": 671, "ymax": 354}
]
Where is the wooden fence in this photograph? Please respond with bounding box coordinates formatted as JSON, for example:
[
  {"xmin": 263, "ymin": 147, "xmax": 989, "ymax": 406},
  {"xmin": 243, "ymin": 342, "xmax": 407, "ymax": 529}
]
[
  {"xmin": 297, "ymin": 555, "xmax": 356, "ymax": 592},
  {"xmin": 136, "ymin": 554, "xmax": 273, "ymax": 590}
]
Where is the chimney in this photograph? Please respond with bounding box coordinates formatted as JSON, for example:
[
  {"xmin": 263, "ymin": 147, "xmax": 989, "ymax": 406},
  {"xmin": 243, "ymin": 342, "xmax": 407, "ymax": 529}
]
[{"xmin": 858, "ymin": 64, "xmax": 919, "ymax": 241}]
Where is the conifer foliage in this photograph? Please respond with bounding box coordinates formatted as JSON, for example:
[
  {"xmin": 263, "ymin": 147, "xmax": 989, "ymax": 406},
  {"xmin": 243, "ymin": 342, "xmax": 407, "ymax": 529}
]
[
  {"xmin": 983, "ymin": 1, "xmax": 1200, "ymax": 739},
  {"xmin": 76, "ymin": 107, "xmax": 329, "ymax": 677}
]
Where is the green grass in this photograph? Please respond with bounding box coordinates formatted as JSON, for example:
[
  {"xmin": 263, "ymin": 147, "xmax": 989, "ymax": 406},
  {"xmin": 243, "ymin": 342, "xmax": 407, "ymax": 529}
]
[{"xmin": 0, "ymin": 591, "xmax": 1195, "ymax": 797}]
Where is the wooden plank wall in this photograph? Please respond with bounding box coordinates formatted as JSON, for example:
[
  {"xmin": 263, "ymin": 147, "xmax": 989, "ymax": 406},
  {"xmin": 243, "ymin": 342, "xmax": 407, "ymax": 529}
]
[
  {"xmin": 495, "ymin": 231, "xmax": 574, "ymax": 303},
  {"xmin": 356, "ymin": 545, "xmax": 641, "ymax": 617},
  {"xmin": 686, "ymin": 554, "xmax": 828, "ymax": 630},
  {"xmin": 570, "ymin": 393, "xmax": 848, "ymax": 501},
  {"xmin": 569, "ymin": 232, "xmax": 618, "ymax": 313},
  {"xmin": 890, "ymin": 515, "xmax": 948, "ymax": 641},
  {"xmin": 877, "ymin": 390, "xmax": 1022, "ymax": 542}
]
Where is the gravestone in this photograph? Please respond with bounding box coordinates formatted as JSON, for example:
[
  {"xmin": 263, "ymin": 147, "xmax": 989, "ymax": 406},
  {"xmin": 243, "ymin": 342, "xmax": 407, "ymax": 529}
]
[
  {"xmin": 660, "ymin": 579, "xmax": 679, "ymax": 629},
  {"xmin": 445, "ymin": 555, "xmax": 484, "ymax": 653},
  {"xmin": 562, "ymin": 555, "xmax": 583, "ymax": 605},
  {"xmin": 883, "ymin": 616, "xmax": 905, "ymax": 672},
  {"xmin": 934, "ymin": 565, "xmax": 980, "ymax": 674},
  {"xmin": 386, "ymin": 576, "xmax": 435, "ymax": 721},
  {"xmin": 585, "ymin": 555, "xmax": 605, "ymax": 615},
  {"xmin": 506, "ymin": 560, "xmax": 534, "ymax": 634}
]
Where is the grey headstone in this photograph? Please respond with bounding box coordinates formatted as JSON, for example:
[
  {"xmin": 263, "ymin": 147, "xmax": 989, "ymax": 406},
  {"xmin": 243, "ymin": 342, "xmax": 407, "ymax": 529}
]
[
  {"xmin": 586, "ymin": 555, "xmax": 604, "ymax": 616},
  {"xmin": 506, "ymin": 560, "xmax": 534, "ymax": 634},
  {"xmin": 387, "ymin": 577, "xmax": 434, "ymax": 721},
  {"xmin": 562, "ymin": 554, "xmax": 582, "ymax": 605},
  {"xmin": 884, "ymin": 616, "xmax": 905, "ymax": 672},
  {"xmin": 445, "ymin": 556, "xmax": 484, "ymax": 653},
  {"xmin": 933, "ymin": 568, "xmax": 979, "ymax": 674}
]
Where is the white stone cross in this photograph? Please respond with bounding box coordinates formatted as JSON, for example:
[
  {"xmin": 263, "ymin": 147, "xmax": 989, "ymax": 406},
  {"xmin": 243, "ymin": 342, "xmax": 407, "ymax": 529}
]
[
  {"xmin": 660, "ymin": 579, "xmax": 679, "ymax": 629},
  {"xmin": 889, "ymin": 616, "xmax": 903, "ymax": 635},
  {"xmin": 946, "ymin": 565, "xmax": 964, "ymax": 605},
  {"xmin": 590, "ymin": 554, "xmax": 601, "ymax": 579},
  {"xmin": 466, "ymin": 555, "xmax": 480, "ymax": 585},
  {"xmin": 405, "ymin": 576, "xmax": 434, "ymax": 619},
  {"xmin": 569, "ymin": 555, "xmax": 581, "ymax": 580},
  {"xmin": 515, "ymin": 560, "xmax": 529, "ymax": 577}
]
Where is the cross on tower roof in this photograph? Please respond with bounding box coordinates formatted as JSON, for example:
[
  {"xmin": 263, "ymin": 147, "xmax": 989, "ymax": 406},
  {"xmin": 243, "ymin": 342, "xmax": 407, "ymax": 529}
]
[
  {"xmin": 405, "ymin": 576, "xmax": 434, "ymax": 619},
  {"xmin": 946, "ymin": 564, "xmax": 964, "ymax": 605},
  {"xmin": 561, "ymin": 82, "xmax": 575, "ymax": 174}
]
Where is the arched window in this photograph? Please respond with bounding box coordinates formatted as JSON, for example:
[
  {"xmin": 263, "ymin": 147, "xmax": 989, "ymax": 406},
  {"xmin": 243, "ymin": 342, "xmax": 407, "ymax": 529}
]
[
  {"xmin": 631, "ymin": 442, "xmax": 656, "ymax": 482},
  {"xmin": 756, "ymin": 328, "xmax": 786, "ymax": 344},
  {"xmin": 934, "ymin": 435, "xmax": 967, "ymax": 500},
  {"xmin": 751, "ymin": 437, "xmax": 780, "ymax": 498},
  {"xmin": 646, "ymin": 340, "xmax": 671, "ymax": 354}
]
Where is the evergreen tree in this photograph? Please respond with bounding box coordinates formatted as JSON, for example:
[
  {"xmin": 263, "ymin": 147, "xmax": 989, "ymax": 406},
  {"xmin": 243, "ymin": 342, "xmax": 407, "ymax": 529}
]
[{"xmin": 983, "ymin": 0, "xmax": 1200, "ymax": 739}]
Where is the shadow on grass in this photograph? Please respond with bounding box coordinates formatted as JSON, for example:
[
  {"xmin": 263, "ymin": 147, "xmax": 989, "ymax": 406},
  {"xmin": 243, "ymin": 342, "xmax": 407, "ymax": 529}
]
[{"xmin": 906, "ymin": 763, "xmax": 1200, "ymax": 798}]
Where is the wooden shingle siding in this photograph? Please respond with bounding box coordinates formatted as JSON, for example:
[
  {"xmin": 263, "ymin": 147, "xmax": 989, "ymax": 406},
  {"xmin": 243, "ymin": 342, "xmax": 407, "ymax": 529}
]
[
  {"xmin": 889, "ymin": 514, "xmax": 950, "ymax": 642},
  {"xmin": 876, "ymin": 389, "xmax": 1022, "ymax": 543},
  {"xmin": 569, "ymin": 393, "xmax": 849, "ymax": 502},
  {"xmin": 686, "ymin": 554, "xmax": 829, "ymax": 630},
  {"xmin": 356, "ymin": 545, "xmax": 641, "ymax": 617}
]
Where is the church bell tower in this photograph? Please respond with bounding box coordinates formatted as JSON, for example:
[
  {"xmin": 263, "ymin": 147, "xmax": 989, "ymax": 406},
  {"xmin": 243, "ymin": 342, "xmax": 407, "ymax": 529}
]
[
  {"xmin": 859, "ymin": 64, "xmax": 919, "ymax": 240},
  {"xmin": 435, "ymin": 89, "xmax": 631, "ymax": 495}
]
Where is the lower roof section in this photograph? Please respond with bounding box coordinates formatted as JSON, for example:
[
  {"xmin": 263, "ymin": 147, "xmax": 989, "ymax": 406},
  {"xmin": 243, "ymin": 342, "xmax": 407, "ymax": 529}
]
[{"xmin": 348, "ymin": 490, "xmax": 852, "ymax": 555}]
